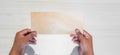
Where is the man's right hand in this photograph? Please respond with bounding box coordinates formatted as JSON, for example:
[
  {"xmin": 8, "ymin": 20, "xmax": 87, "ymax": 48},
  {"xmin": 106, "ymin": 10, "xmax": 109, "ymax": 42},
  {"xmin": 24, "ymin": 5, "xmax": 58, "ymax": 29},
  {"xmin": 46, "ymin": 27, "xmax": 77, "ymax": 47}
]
[{"xmin": 70, "ymin": 29, "xmax": 94, "ymax": 55}]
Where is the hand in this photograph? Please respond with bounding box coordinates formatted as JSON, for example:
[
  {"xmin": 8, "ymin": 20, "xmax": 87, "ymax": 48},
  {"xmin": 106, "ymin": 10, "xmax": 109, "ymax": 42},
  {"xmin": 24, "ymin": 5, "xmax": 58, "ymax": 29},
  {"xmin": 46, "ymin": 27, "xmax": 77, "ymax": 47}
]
[
  {"xmin": 70, "ymin": 29, "xmax": 94, "ymax": 55},
  {"xmin": 9, "ymin": 29, "xmax": 37, "ymax": 55}
]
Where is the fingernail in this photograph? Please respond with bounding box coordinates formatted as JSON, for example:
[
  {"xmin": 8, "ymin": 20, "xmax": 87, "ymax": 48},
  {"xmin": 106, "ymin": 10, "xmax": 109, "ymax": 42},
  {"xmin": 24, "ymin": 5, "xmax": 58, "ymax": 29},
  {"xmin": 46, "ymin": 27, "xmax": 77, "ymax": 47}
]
[
  {"xmin": 75, "ymin": 29, "xmax": 80, "ymax": 33},
  {"xmin": 70, "ymin": 34, "xmax": 74, "ymax": 37},
  {"xmin": 34, "ymin": 31, "xmax": 37, "ymax": 34}
]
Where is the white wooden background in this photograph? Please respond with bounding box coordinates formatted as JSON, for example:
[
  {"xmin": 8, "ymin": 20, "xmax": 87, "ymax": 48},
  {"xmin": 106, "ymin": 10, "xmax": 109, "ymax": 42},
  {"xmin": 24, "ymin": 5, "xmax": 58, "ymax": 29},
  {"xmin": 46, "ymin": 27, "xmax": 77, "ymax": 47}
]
[{"xmin": 0, "ymin": 0, "xmax": 120, "ymax": 55}]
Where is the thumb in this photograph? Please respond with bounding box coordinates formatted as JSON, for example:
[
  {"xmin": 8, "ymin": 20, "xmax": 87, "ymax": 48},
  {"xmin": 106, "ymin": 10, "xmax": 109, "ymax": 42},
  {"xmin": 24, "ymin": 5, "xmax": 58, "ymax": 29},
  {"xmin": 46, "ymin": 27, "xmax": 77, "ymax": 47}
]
[
  {"xmin": 25, "ymin": 31, "xmax": 37, "ymax": 41},
  {"xmin": 75, "ymin": 29, "xmax": 84, "ymax": 41},
  {"xmin": 83, "ymin": 30, "xmax": 92, "ymax": 38}
]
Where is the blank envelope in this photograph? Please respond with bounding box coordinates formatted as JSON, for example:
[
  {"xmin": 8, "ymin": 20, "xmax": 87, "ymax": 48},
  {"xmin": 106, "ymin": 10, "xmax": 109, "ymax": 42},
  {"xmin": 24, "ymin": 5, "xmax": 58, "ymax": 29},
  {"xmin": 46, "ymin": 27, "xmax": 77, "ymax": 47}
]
[{"xmin": 31, "ymin": 12, "xmax": 83, "ymax": 34}]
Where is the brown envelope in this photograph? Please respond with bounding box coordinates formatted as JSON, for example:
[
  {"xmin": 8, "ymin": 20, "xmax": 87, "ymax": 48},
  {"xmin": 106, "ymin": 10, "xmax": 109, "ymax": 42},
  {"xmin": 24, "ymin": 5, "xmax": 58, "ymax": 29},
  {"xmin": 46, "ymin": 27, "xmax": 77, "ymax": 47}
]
[{"xmin": 31, "ymin": 12, "xmax": 83, "ymax": 34}]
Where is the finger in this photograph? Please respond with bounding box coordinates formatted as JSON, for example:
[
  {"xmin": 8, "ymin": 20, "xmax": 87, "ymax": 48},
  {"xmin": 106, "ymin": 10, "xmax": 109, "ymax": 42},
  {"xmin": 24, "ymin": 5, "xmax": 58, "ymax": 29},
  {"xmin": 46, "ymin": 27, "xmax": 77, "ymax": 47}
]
[
  {"xmin": 29, "ymin": 38, "xmax": 37, "ymax": 44},
  {"xmin": 31, "ymin": 31, "xmax": 37, "ymax": 37},
  {"xmin": 73, "ymin": 40, "xmax": 80, "ymax": 44},
  {"xmin": 29, "ymin": 40, "xmax": 36, "ymax": 44},
  {"xmin": 18, "ymin": 28, "xmax": 31, "ymax": 35},
  {"xmin": 25, "ymin": 31, "xmax": 37, "ymax": 40},
  {"xmin": 72, "ymin": 37, "xmax": 78, "ymax": 41},
  {"xmin": 29, "ymin": 37, "xmax": 36, "ymax": 41},
  {"xmin": 71, "ymin": 34, "xmax": 78, "ymax": 41},
  {"xmin": 70, "ymin": 34, "xmax": 77, "ymax": 37},
  {"xmin": 72, "ymin": 37, "xmax": 80, "ymax": 44},
  {"xmin": 24, "ymin": 31, "xmax": 36, "ymax": 36},
  {"xmin": 83, "ymin": 30, "xmax": 92, "ymax": 38},
  {"xmin": 70, "ymin": 34, "xmax": 77, "ymax": 39},
  {"xmin": 75, "ymin": 29, "xmax": 84, "ymax": 40}
]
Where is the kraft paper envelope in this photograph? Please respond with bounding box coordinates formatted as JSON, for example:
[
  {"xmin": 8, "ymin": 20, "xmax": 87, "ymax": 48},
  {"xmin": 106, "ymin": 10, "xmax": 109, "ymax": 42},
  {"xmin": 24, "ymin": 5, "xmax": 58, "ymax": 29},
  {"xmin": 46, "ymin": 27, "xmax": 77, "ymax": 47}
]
[{"xmin": 31, "ymin": 12, "xmax": 83, "ymax": 34}]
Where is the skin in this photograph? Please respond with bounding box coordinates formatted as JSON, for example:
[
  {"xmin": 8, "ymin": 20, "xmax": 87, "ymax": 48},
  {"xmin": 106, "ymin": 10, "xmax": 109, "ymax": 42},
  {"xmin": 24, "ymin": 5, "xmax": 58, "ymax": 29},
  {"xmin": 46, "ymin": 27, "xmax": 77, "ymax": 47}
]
[
  {"xmin": 70, "ymin": 29, "xmax": 94, "ymax": 55},
  {"xmin": 9, "ymin": 29, "xmax": 37, "ymax": 55},
  {"xmin": 9, "ymin": 28, "xmax": 94, "ymax": 55}
]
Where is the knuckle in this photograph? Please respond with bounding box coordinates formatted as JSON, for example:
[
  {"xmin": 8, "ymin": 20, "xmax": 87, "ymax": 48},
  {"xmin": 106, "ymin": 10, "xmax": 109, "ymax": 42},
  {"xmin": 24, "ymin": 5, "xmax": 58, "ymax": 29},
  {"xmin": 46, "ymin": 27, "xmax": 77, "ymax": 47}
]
[
  {"xmin": 30, "ymin": 33, "xmax": 35, "ymax": 37},
  {"xmin": 16, "ymin": 31, "xmax": 21, "ymax": 35}
]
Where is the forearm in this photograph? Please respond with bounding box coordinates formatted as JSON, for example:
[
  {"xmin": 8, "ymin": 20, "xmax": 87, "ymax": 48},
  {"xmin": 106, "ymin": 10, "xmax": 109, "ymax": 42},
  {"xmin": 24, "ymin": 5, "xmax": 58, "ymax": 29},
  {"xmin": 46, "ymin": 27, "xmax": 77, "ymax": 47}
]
[
  {"xmin": 9, "ymin": 47, "xmax": 21, "ymax": 55},
  {"xmin": 80, "ymin": 48, "xmax": 94, "ymax": 55},
  {"xmin": 9, "ymin": 48, "xmax": 25, "ymax": 55},
  {"xmin": 85, "ymin": 50, "xmax": 94, "ymax": 55},
  {"xmin": 9, "ymin": 50, "xmax": 20, "ymax": 55},
  {"xmin": 9, "ymin": 44, "xmax": 25, "ymax": 55},
  {"xmin": 79, "ymin": 51, "xmax": 94, "ymax": 55}
]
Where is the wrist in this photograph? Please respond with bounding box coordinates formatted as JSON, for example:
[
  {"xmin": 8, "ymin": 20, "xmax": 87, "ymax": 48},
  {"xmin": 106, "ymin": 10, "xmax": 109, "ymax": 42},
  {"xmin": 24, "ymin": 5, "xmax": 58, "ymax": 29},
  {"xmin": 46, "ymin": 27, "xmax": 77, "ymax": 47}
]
[
  {"xmin": 9, "ymin": 47, "xmax": 21, "ymax": 55},
  {"xmin": 9, "ymin": 43, "xmax": 25, "ymax": 55},
  {"xmin": 84, "ymin": 49, "xmax": 94, "ymax": 55},
  {"xmin": 79, "ymin": 48, "xmax": 94, "ymax": 55}
]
